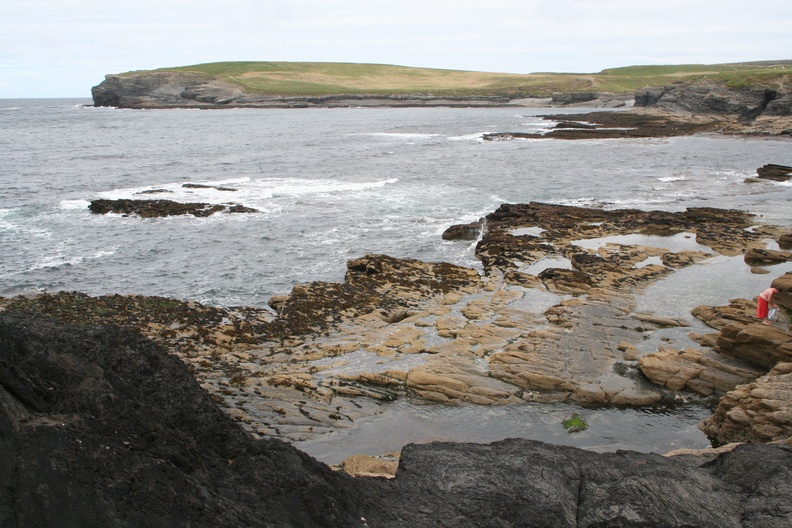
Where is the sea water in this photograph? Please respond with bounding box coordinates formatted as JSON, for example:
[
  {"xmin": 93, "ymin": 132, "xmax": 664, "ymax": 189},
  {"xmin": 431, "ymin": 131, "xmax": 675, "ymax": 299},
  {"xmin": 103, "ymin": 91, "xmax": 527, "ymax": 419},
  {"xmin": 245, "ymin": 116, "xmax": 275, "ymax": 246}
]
[{"xmin": 2, "ymin": 98, "xmax": 791, "ymax": 459}]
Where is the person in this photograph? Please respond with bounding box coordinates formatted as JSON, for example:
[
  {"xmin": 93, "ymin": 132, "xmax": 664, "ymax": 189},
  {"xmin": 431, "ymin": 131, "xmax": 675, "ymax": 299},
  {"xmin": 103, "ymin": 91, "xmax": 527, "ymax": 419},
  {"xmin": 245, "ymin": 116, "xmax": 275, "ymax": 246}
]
[{"xmin": 757, "ymin": 287, "xmax": 779, "ymax": 325}]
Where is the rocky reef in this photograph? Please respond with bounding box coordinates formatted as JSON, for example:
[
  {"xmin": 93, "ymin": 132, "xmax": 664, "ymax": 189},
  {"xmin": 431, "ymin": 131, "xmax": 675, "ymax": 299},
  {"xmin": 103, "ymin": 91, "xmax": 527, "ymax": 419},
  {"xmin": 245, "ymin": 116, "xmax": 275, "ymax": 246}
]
[{"xmin": 89, "ymin": 198, "xmax": 259, "ymax": 218}]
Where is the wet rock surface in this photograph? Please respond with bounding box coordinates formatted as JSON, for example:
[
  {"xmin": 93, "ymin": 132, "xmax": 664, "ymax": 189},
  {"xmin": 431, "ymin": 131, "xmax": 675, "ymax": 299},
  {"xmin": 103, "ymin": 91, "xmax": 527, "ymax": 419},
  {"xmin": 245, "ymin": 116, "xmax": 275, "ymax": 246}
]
[
  {"xmin": 483, "ymin": 111, "xmax": 722, "ymax": 140},
  {"xmin": 3, "ymin": 202, "xmax": 791, "ymax": 450},
  {"xmin": 756, "ymin": 163, "xmax": 792, "ymax": 182},
  {"xmin": 3, "ymin": 313, "xmax": 792, "ymax": 527},
  {"xmin": 484, "ymin": 107, "xmax": 792, "ymax": 139},
  {"xmin": 89, "ymin": 198, "xmax": 259, "ymax": 217}
]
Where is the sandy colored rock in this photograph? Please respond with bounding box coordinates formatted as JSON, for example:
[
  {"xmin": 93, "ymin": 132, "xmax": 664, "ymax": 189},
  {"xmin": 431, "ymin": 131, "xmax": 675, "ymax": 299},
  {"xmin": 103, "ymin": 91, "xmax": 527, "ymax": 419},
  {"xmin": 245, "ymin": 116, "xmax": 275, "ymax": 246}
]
[
  {"xmin": 406, "ymin": 359, "xmax": 523, "ymax": 405},
  {"xmin": 700, "ymin": 362, "xmax": 792, "ymax": 444},
  {"xmin": 341, "ymin": 453, "xmax": 399, "ymax": 478},
  {"xmin": 639, "ymin": 347, "xmax": 765, "ymax": 396}
]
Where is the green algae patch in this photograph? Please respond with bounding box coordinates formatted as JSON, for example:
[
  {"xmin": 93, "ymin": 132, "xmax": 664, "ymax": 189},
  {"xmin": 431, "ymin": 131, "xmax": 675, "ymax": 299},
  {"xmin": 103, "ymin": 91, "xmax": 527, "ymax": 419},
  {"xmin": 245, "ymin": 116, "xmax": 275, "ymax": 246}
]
[{"xmin": 563, "ymin": 413, "xmax": 588, "ymax": 433}]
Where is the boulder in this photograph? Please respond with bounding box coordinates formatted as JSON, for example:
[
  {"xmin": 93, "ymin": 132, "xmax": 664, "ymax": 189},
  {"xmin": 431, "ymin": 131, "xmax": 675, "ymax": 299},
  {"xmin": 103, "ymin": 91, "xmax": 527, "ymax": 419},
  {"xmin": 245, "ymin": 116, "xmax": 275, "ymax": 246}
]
[
  {"xmin": 551, "ymin": 92, "xmax": 599, "ymax": 104},
  {"xmin": 364, "ymin": 439, "xmax": 792, "ymax": 528},
  {"xmin": 442, "ymin": 219, "xmax": 483, "ymax": 240},
  {"xmin": 772, "ymin": 272, "xmax": 792, "ymax": 309}
]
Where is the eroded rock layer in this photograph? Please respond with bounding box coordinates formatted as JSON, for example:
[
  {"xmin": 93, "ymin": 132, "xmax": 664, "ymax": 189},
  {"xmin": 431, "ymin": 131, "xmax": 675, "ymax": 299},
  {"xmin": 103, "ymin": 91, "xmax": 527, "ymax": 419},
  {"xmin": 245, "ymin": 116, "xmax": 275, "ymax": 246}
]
[{"xmin": 3, "ymin": 203, "xmax": 791, "ymax": 448}]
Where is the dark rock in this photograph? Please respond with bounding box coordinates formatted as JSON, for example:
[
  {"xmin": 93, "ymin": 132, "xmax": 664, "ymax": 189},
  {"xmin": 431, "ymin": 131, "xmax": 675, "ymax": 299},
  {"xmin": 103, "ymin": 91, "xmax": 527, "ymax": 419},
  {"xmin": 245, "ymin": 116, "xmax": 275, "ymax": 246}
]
[
  {"xmin": 442, "ymin": 219, "xmax": 483, "ymax": 240},
  {"xmin": 551, "ymin": 92, "xmax": 599, "ymax": 104},
  {"xmin": 91, "ymin": 72, "xmax": 246, "ymax": 108},
  {"xmin": 633, "ymin": 79, "xmax": 792, "ymax": 119},
  {"xmin": 757, "ymin": 163, "xmax": 792, "ymax": 182},
  {"xmin": 634, "ymin": 87, "xmax": 668, "ymax": 106},
  {"xmin": 4, "ymin": 314, "xmax": 792, "ymax": 527},
  {"xmin": 483, "ymin": 111, "xmax": 720, "ymax": 140},
  {"xmin": 0, "ymin": 312, "xmax": 361, "ymax": 527},
  {"xmin": 361, "ymin": 439, "xmax": 792, "ymax": 528},
  {"xmin": 182, "ymin": 183, "xmax": 239, "ymax": 191},
  {"xmin": 88, "ymin": 198, "xmax": 258, "ymax": 217},
  {"xmin": 744, "ymin": 247, "xmax": 792, "ymax": 265}
]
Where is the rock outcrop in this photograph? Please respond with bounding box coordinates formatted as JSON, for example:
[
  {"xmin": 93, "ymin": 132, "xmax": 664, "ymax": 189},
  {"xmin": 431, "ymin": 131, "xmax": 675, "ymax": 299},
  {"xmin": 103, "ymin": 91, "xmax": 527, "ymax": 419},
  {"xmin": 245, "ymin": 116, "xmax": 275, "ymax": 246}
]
[
  {"xmin": 644, "ymin": 272, "xmax": 792, "ymax": 446},
  {"xmin": 4, "ymin": 202, "xmax": 788, "ymax": 447},
  {"xmin": 756, "ymin": 163, "xmax": 792, "ymax": 182},
  {"xmin": 3, "ymin": 313, "xmax": 792, "ymax": 527},
  {"xmin": 4, "ymin": 203, "xmax": 790, "ymax": 444},
  {"xmin": 0, "ymin": 312, "xmax": 361, "ymax": 527},
  {"xmin": 89, "ymin": 198, "xmax": 259, "ymax": 217},
  {"xmin": 634, "ymin": 77, "xmax": 792, "ymax": 119},
  {"xmin": 91, "ymin": 72, "xmax": 248, "ymax": 108}
]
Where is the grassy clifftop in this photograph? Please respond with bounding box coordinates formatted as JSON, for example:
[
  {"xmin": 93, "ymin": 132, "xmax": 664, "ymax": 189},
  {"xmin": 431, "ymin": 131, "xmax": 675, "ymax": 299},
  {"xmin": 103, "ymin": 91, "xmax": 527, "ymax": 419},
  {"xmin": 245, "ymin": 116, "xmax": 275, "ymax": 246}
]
[{"xmin": 127, "ymin": 60, "xmax": 792, "ymax": 97}]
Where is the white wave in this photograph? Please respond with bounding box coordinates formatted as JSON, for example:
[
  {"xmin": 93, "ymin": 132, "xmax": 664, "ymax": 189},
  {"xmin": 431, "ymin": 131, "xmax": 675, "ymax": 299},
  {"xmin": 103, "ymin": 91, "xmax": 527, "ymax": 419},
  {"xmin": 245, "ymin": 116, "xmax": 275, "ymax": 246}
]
[
  {"xmin": 30, "ymin": 247, "xmax": 117, "ymax": 271},
  {"xmin": 254, "ymin": 177, "xmax": 399, "ymax": 199},
  {"xmin": 657, "ymin": 175, "xmax": 686, "ymax": 182},
  {"xmin": 60, "ymin": 199, "xmax": 91, "ymax": 210},
  {"xmin": 357, "ymin": 132, "xmax": 442, "ymax": 140},
  {"xmin": 92, "ymin": 177, "xmax": 399, "ymax": 210},
  {"xmin": 448, "ymin": 133, "xmax": 485, "ymax": 141}
]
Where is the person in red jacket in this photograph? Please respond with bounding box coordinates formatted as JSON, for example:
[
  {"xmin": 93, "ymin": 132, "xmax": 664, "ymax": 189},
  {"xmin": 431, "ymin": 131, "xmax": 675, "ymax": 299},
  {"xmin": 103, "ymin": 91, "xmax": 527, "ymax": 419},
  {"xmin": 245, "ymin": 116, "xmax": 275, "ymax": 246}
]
[{"xmin": 757, "ymin": 287, "xmax": 779, "ymax": 325}]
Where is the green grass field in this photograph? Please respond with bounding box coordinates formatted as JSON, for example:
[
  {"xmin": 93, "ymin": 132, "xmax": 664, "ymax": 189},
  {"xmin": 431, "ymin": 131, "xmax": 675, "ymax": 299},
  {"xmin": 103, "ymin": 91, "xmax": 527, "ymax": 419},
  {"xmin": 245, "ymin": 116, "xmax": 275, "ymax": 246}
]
[{"xmin": 125, "ymin": 60, "xmax": 792, "ymax": 97}]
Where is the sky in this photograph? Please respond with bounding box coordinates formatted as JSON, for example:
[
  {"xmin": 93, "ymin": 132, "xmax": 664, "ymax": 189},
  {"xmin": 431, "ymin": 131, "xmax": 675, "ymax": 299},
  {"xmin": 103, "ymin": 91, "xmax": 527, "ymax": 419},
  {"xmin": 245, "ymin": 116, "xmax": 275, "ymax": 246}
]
[{"xmin": 1, "ymin": 0, "xmax": 790, "ymax": 98}]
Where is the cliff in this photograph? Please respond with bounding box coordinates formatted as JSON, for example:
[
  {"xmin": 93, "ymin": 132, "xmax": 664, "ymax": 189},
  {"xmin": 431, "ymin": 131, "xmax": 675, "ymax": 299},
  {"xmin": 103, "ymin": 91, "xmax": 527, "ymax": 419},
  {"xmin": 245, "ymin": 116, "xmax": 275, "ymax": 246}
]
[
  {"xmin": 91, "ymin": 71, "xmax": 524, "ymax": 109},
  {"xmin": 634, "ymin": 76, "xmax": 792, "ymax": 120}
]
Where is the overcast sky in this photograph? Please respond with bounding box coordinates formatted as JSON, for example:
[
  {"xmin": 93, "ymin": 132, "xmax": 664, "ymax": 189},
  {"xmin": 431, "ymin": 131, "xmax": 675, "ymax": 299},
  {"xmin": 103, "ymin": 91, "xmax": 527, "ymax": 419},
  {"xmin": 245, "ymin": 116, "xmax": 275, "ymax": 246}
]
[{"xmin": 1, "ymin": 0, "xmax": 790, "ymax": 98}]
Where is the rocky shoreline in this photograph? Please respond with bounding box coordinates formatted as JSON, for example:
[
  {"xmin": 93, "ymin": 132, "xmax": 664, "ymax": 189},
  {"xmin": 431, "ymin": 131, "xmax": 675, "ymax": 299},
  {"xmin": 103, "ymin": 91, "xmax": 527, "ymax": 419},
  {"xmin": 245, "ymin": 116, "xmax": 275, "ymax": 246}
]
[
  {"xmin": 8, "ymin": 75, "xmax": 792, "ymax": 521},
  {"xmin": 4, "ymin": 203, "xmax": 791, "ymax": 452},
  {"xmin": 2, "ymin": 198, "xmax": 792, "ymax": 524},
  {"xmin": 4, "ymin": 312, "xmax": 791, "ymax": 527}
]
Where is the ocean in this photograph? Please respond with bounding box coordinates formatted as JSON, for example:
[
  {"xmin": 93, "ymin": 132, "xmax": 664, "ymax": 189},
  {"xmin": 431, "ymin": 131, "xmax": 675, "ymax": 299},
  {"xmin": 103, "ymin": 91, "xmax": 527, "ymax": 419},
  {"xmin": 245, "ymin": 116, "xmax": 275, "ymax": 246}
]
[{"xmin": 2, "ymin": 98, "xmax": 792, "ymax": 459}]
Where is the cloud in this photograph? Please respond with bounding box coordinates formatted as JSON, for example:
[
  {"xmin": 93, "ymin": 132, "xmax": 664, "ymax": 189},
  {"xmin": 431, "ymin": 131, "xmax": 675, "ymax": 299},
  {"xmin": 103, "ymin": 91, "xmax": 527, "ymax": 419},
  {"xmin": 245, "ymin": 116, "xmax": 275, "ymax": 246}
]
[{"xmin": 0, "ymin": 0, "xmax": 790, "ymax": 97}]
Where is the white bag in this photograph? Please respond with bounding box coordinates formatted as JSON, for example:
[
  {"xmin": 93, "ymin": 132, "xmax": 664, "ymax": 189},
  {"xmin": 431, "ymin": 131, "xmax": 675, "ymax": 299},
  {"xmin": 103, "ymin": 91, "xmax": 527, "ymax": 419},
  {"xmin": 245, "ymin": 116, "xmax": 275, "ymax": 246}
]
[{"xmin": 768, "ymin": 307, "xmax": 778, "ymax": 322}]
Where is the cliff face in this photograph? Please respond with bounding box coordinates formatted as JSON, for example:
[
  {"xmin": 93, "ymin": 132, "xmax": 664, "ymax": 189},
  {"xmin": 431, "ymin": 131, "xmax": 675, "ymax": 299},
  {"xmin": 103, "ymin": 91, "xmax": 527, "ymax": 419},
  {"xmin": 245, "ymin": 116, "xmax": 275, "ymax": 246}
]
[
  {"xmin": 3, "ymin": 313, "xmax": 792, "ymax": 527},
  {"xmin": 634, "ymin": 77, "xmax": 792, "ymax": 119},
  {"xmin": 91, "ymin": 72, "xmax": 248, "ymax": 108},
  {"xmin": 90, "ymin": 71, "xmax": 518, "ymax": 109}
]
